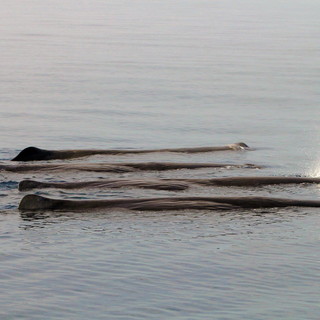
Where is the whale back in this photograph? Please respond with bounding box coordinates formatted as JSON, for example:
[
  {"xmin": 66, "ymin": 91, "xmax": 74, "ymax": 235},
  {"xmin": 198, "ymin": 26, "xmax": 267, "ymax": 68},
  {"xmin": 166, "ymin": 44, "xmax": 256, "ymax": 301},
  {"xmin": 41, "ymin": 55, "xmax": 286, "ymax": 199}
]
[{"xmin": 12, "ymin": 147, "xmax": 55, "ymax": 161}]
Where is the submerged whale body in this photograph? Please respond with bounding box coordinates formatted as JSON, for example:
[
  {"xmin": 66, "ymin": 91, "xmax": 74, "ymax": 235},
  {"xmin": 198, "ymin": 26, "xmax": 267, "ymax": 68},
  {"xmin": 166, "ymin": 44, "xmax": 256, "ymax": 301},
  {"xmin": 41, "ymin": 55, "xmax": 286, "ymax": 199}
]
[
  {"xmin": 18, "ymin": 176, "xmax": 320, "ymax": 191},
  {"xmin": 19, "ymin": 178, "xmax": 190, "ymax": 191},
  {"xmin": 19, "ymin": 194, "xmax": 320, "ymax": 212},
  {"xmin": 11, "ymin": 142, "xmax": 250, "ymax": 161},
  {"xmin": 1, "ymin": 161, "xmax": 261, "ymax": 173}
]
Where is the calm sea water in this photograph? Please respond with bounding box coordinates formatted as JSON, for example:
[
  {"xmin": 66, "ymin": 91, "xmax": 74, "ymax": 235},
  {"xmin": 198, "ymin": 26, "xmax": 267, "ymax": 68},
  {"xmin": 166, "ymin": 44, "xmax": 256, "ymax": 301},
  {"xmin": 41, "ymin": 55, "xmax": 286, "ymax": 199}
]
[{"xmin": 1, "ymin": 0, "xmax": 320, "ymax": 319}]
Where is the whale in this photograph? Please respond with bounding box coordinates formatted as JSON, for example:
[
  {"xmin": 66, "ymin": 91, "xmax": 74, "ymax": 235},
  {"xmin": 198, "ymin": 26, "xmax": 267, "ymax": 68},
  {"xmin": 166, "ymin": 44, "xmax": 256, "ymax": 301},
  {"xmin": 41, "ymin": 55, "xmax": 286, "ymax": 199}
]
[
  {"xmin": 11, "ymin": 142, "xmax": 250, "ymax": 161},
  {"xmin": 18, "ymin": 176, "xmax": 320, "ymax": 191},
  {"xmin": 19, "ymin": 178, "xmax": 190, "ymax": 191},
  {"xmin": 19, "ymin": 194, "xmax": 320, "ymax": 211},
  {"xmin": 0, "ymin": 161, "xmax": 260, "ymax": 173}
]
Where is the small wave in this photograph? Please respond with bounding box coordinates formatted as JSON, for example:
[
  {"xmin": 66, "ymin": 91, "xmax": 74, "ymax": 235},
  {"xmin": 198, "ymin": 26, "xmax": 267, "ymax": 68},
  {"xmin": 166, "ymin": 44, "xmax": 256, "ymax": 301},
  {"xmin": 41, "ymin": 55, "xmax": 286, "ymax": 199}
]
[{"xmin": 0, "ymin": 181, "xmax": 19, "ymax": 190}]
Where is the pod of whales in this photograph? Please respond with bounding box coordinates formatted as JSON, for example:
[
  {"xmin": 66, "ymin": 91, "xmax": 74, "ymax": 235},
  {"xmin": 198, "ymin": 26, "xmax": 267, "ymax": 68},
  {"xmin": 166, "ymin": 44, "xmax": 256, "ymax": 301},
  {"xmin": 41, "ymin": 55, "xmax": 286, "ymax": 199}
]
[
  {"xmin": 0, "ymin": 161, "xmax": 260, "ymax": 173},
  {"xmin": 6, "ymin": 142, "xmax": 320, "ymax": 213},
  {"xmin": 19, "ymin": 194, "xmax": 320, "ymax": 211},
  {"xmin": 11, "ymin": 142, "xmax": 250, "ymax": 161},
  {"xmin": 19, "ymin": 176, "xmax": 320, "ymax": 191}
]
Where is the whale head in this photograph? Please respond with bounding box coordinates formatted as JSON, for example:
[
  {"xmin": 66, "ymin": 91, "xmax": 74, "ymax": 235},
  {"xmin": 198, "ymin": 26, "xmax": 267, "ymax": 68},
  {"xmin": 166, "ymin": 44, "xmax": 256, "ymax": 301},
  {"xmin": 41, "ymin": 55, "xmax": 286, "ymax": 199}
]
[{"xmin": 11, "ymin": 147, "xmax": 54, "ymax": 161}]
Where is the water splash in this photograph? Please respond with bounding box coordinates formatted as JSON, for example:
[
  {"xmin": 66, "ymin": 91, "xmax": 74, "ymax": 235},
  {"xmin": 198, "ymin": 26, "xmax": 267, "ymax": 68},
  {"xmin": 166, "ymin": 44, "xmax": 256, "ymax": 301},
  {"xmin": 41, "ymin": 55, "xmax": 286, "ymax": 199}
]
[{"xmin": 306, "ymin": 156, "xmax": 320, "ymax": 177}]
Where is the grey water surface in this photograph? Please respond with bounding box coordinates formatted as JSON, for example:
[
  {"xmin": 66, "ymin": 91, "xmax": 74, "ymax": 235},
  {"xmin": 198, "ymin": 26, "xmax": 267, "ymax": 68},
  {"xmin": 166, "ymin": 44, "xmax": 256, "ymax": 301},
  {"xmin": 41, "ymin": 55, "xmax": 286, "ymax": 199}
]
[{"xmin": 0, "ymin": 0, "xmax": 320, "ymax": 319}]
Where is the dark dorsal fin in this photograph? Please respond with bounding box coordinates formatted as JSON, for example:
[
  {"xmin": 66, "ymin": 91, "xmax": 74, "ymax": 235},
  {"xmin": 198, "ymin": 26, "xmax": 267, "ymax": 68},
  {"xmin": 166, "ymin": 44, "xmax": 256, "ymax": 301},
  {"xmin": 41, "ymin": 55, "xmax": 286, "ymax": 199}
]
[{"xmin": 11, "ymin": 147, "xmax": 54, "ymax": 161}]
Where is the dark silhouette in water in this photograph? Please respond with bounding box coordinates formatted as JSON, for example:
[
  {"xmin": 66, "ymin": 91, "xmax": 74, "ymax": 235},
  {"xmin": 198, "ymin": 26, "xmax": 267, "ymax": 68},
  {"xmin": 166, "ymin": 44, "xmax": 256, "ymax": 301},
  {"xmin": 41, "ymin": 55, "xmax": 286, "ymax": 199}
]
[
  {"xmin": 12, "ymin": 147, "xmax": 55, "ymax": 162},
  {"xmin": 12, "ymin": 142, "xmax": 250, "ymax": 161},
  {"xmin": 19, "ymin": 194, "xmax": 320, "ymax": 211},
  {"xmin": 0, "ymin": 161, "xmax": 260, "ymax": 173},
  {"xmin": 18, "ymin": 176, "xmax": 320, "ymax": 191},
  {"xmin": 19, "ymin": 178, "xmax": 190, "ymax": 191}
]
